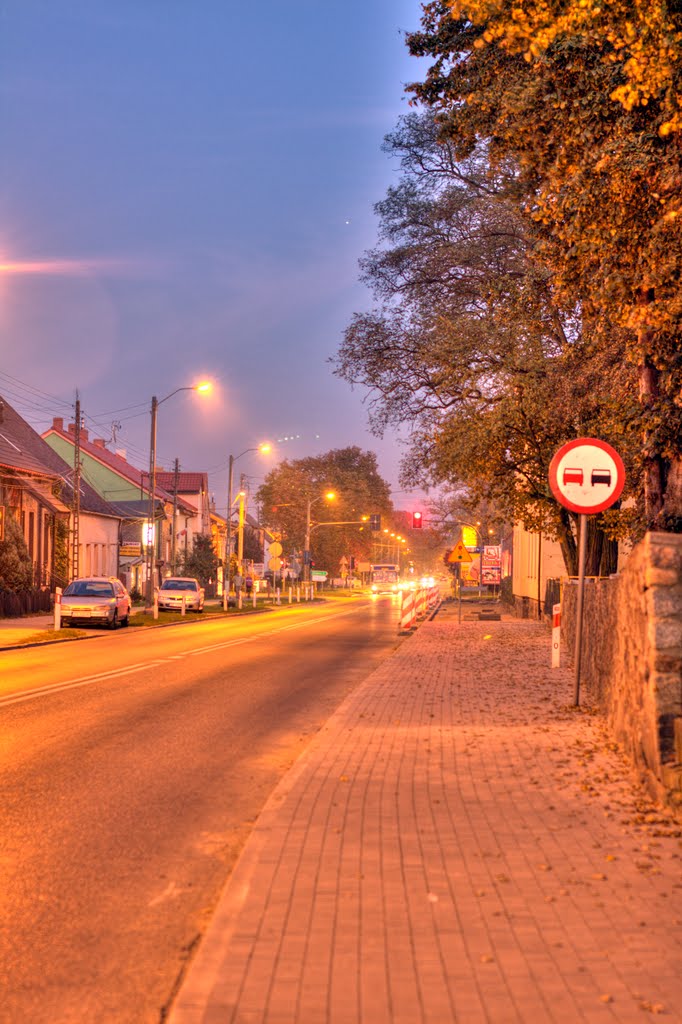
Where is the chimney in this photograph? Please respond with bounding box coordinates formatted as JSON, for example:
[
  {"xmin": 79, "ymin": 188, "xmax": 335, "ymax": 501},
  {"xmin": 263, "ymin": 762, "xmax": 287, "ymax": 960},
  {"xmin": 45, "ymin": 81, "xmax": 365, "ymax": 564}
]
[
  {"xmin": 115, "ymin": 449, "xmax": 127, "ymax": 461},
  {"xmin": 53, "ymin": 416, "xmax": 64, "ymax": 432},
  {"xmin": 67, "ymin": 422, "xmax": 88, "ymax": 442},
  {"xmin": 93, "ymin": 438, "xmax": 106, "ymax": 448}
]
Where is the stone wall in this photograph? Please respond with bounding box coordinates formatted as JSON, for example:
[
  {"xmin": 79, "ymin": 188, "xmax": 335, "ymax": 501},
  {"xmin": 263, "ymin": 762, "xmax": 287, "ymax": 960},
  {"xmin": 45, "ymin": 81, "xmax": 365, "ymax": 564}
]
[{"xmin": 562, "ymin": 532, "xmax": 682, "ymax": 810}]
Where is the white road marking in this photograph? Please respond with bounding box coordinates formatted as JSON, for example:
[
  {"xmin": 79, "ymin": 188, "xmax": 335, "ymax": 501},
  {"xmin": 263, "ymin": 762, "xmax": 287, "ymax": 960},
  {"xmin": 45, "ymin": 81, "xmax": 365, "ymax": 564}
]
[{"xmin": 1, "ymin": 604, "xmax": 366, "ymax": 708}]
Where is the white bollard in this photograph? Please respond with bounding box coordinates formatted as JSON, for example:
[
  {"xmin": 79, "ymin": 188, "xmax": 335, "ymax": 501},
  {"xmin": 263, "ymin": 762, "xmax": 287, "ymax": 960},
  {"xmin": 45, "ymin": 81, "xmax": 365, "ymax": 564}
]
[
  {"xmin": 238, "ymin": 591, "xmax": 243, "ymax": 610},
  {"xmin": 296, "ymin": 586, "xmax": 300, "ymax": 603},
  {"xmin": 289, "ymin": 587, "xmax": 293, "ymax": 604},
  {"xmin": 551, "ymin": 603, "xmax": 561, "ymax": 668},
  {"xmin": 54, "ymin": 586, "xmax": 62, "ymax": 630},
  {"xmin": 252, "ymin": 589, "xmax": 257, "ymax": 608},
  {"xmin": 181, "ymin": 595, "xmax": 186, "ymax": 616},
  {"xmin": 153, "ymin": 589, "xmax": 159, "ymax": 620}
]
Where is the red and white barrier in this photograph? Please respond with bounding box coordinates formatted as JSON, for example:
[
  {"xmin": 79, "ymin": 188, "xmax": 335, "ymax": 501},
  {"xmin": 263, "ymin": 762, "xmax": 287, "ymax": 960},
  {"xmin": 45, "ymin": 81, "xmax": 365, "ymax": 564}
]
[
  {"xmin": 552, "ymin": 603, "xmax": 561, "ymax": 668},
  {"xmin": 399, "ymin": 589, "xmax": 416, "ymax": 633}
]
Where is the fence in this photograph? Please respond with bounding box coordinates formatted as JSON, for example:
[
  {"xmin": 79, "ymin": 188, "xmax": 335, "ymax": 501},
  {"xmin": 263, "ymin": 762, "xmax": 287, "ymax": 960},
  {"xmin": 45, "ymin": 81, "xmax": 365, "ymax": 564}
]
[{"xmin": 0, "ymin": 588, "xmax": 52, "ymax": 619}]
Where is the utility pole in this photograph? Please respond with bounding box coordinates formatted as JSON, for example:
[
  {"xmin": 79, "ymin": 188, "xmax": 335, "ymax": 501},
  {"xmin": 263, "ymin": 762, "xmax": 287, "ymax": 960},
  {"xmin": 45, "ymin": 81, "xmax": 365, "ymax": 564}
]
[
  {"xmin": 237, "ymin": 472, "xmax": 247, "ymax": 573},
  {"xmin": 71, "ymin": 393, "xmax": 81, "ymax": 582},
  {"xmin": 171, "ymin": 457, "xmax": 180, "ymax": 574},
  {"xmin": 146, "ymin": 395, "xmax": 158, "ymax": 608}
]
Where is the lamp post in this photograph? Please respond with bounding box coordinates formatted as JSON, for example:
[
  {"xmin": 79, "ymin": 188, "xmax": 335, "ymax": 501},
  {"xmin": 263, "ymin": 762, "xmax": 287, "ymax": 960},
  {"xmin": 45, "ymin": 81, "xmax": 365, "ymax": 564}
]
[
  {"xmin": 146, "ymin": 382, "xmax": 210, "ymax": 608},
  {"xmin": 224, "ymin": 444, "xmax": 271, "ymax": 609},
  {"xmin": 303, "ymin": 491, "xmax": 335, "ymax": 583}
]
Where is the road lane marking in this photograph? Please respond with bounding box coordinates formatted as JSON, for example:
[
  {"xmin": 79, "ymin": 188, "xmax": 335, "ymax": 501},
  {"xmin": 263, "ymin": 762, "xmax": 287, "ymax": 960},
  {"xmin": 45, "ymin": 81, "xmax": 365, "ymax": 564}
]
[
  {"xmin": 1, "ymin": 604, "xmax": 369, "ymax": 707},
  {"xmin": 0, "ymin": 663, "xmax": 153, "ymax": 707}
]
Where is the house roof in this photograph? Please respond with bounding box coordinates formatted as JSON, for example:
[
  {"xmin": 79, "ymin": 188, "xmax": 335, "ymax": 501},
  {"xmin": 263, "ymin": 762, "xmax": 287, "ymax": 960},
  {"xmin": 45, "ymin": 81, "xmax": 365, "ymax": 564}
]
[
  {"xmin": 0, "ymin": 397, "xmax": 63, "ymax": 480},
  {"xmin": 43, "ymin": 419, "xmax": 196, "ymax": 516},
  {"xmin": 156, "ymin": 471, "xmax": 208, "ymax": 494},
  {"xmin": 0, "ymin": 398, "xmax": 129, "ymax": 518}
]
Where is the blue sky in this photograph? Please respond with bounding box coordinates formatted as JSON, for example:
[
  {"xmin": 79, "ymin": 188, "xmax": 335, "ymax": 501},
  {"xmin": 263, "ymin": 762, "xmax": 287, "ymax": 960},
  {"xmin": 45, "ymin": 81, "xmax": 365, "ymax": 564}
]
[{"xmin": 0, "ymin": 1, "xmax": 427, "ymax": 512}]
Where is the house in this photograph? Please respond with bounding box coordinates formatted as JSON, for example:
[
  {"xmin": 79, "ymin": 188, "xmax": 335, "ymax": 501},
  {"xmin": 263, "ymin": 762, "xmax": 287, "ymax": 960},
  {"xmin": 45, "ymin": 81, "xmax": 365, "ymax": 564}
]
[
  {"xmin": 43, "ymin": 417, "xmax": 197, "ymax": 593},
  {"xmin": 156, "ymin": 470, "xmax": 211, "ymax": 570},
  {"xmin": 511, "ymin": 524, "xmax": 566, "ymax": 619},
  {"xmin": 0, "ymin": 397, "xmax": 126, "ymax": 590}
]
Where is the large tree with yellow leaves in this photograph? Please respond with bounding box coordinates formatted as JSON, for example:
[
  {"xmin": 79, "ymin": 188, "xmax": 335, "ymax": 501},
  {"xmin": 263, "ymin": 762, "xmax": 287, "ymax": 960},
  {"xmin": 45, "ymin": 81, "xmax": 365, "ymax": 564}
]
[{"xmin": 407, "ymin": 0, "xmax": 682, "ymax": 529}]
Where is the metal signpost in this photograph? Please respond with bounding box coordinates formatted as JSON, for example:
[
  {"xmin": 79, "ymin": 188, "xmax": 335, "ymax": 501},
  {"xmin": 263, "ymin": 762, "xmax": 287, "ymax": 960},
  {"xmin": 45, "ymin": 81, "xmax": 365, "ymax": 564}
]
[
  {"xmin": 448, "ymin": 539, "xmax": 472, "ymax": 622},
  {"xmin": 548, "ymin": 437, "xmax": 625, "ymax": 706}
]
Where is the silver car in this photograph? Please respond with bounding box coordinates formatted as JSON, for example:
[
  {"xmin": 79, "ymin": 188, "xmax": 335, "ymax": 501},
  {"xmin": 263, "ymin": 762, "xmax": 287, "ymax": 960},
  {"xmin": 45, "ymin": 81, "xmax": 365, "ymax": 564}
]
[
  {"xmin": 60, "ymin": 577, "xmax": 131, "ymax": 629},
  {"xmin": 157, "ymin": 576, "xmax": 205, "ymax": 612}
]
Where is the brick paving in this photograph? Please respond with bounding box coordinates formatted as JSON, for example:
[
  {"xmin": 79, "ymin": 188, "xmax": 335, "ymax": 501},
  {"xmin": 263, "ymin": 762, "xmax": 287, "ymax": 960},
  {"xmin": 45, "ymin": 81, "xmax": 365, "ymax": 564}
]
[{"xmin": 168, "ymin": 612, "xmax": 682, "ymax": 1024}]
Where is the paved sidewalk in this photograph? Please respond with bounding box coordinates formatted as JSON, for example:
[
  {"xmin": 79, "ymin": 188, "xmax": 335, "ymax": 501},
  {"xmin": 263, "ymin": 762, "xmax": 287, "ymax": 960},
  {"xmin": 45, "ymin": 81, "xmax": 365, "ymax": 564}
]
[
  {"xmin": 0, "ymin": 612, "xmax": 55, "ymax": 646},
  {"xmin": 169, "ymin": 611, "xmax": 682, "ymax": 1024}
]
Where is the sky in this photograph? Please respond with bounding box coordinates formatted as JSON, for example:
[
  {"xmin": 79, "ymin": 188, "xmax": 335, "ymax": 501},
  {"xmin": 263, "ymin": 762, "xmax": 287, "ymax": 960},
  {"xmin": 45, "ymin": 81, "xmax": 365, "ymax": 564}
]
[{"xmin": 0, "ymin": 0, "xmax": 430, "ymax": 516}]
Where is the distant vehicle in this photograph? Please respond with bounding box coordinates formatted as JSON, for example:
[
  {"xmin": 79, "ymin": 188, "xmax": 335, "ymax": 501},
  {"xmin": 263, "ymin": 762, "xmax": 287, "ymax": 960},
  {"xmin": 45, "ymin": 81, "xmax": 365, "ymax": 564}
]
[
  {"xmin": 60, "ymin": 577, "xmax": 131, "ymax": 629},
  {"xmin": 157, "ymin": 577, "xmax": 205, "ymax": 612},
  {"xmin": 371, "ymin": 563, "xmax": 399, "ymax": 595},
  {"xmin": 591, "ymin": 468, "xmax": 612, "ymax": 486},
  {"xmin": 563, "ymin": 467, "xmax": 584, "ymax": 485}
]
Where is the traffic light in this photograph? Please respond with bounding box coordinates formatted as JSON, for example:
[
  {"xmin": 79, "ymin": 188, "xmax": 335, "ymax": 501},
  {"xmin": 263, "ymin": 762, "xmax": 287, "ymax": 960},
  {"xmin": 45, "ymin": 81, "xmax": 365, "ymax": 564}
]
[
  {"xmin": 412, "ymin": 511, "xmax": 423, "ymax": 529},
  {"xmin": 370, "ymin": 514, "xmax": 381, "ymax": 531}
]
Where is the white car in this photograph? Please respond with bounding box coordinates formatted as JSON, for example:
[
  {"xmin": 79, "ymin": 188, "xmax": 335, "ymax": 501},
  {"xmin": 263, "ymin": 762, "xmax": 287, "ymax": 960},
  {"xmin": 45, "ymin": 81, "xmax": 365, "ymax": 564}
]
[
  {"xmin": 157, "ymin": 577, "xmax": 205, "ymax": 612},
  {"xmin": 60, "ymin": 577, "xmax": 131, "ymax": 629}
]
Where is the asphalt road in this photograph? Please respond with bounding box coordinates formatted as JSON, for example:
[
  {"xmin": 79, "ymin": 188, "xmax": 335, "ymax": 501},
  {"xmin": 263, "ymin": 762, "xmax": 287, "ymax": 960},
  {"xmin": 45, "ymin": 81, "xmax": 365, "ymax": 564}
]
[{"xmin": 0, "ymin": 595, "xmax": 401, "ymax": 1024}]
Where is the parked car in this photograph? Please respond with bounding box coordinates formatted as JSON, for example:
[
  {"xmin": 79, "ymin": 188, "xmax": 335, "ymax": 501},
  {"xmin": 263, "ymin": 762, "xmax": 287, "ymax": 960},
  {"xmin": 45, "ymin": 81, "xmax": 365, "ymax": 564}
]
[
  {"xmin": 157, "ymin": 576, "xmax": 205, "ymax": 612},
  {"xmin": 60, "ymin": 577, "xmax": 131, "ymax": 629}
]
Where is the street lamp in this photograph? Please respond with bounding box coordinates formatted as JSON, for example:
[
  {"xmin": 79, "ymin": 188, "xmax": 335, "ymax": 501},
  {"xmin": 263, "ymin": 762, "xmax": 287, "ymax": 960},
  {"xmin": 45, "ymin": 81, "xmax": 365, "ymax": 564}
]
[
  {"xmin": 146, "ymin": 382, "xmax": 211, "ymax": 607},
  {"xmin": 304, "ymin": 491, "xmax": 335, "ymax": 583},
  {"xmin": 224, "ymin": 443, "xmax": 271, "ymax": 609}
]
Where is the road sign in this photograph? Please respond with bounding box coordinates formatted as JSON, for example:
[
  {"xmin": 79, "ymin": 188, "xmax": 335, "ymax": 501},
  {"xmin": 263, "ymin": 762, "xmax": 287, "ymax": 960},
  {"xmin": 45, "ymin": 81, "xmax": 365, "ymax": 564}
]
[
  {"xmin": 448, "ymin": 541, "xmax": 472, "ymax": 564},
  {"xmin": 549, "ymin": 437, "xmax": 625, "ymax": 514},
  {"xmin": 269, "ymin": 541, "xmax": 283, "ymax": 557},
  {"xmin": 268, "ymin": 556, "xmax": 283, "ymax": 571},
  {"xmin": 549, "ymin": 437, "xmax": 625, "ymax": 710}
]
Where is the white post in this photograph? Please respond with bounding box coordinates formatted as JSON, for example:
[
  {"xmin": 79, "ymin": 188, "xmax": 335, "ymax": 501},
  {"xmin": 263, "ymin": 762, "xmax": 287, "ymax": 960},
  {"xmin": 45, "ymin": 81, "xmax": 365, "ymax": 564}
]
[
  {"xmin": 288, "ymin": 587, "xmax": 292, "ymax": 604},
  {"xmin": 54, "ymin": 587, "xmax": 62, "ymax": 630},
  {"xmin": 181, "ymin": 594, "xmax": 186, "ymax": 616},
  {"xmin": 153, "ymin": 589, "xmax": 159, "ymax": 620},
  {"xmin": 252, "ymin": 588, "xmax": 257, "ymax": 609},
  {"xmin": 238, "ymin": 590, "xmax": 243, "ymax": 610},
  {"xmin": 551, "ymin": 603, "xmax": 561, "ymax": 667},
  {"xmin": 296, "ymin": 586, "xmax": 300, "ymax": 603}
]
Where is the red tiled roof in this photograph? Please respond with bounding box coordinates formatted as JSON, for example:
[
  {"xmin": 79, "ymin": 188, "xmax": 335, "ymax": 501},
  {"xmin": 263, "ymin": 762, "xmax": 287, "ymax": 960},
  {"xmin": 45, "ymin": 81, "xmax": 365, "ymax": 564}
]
[
  {"xmin": 156, "ymin": 471, "xmax": 208, "ymax": 494},
  {"xmin": 42, "ymin": 425, "xmax": 196, "ymax": 515}
]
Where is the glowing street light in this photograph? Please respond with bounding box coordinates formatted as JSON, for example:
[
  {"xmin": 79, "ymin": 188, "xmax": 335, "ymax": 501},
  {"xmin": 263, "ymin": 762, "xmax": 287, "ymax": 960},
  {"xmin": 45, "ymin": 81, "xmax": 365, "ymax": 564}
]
[{"xmin": 146, "ymin": 382, "xmax": 211, "ymax": 607}]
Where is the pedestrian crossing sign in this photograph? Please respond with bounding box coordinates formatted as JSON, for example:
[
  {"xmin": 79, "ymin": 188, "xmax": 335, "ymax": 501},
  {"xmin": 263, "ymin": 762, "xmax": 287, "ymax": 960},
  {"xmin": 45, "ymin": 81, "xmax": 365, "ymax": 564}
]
[{"xmin": 448, "ymin": 541, "xmax": 472, "ymax": 563}]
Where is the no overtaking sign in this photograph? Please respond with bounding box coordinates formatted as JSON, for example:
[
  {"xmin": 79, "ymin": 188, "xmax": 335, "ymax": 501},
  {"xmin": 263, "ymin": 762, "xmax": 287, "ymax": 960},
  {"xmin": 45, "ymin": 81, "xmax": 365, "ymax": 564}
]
[
  {"xmin": 549, "ymin": 437, "xmax": 625, "ymax": 514},
  {"xmin": 548, "ymin": 436, "xmax": 625, "ymax": 709}
]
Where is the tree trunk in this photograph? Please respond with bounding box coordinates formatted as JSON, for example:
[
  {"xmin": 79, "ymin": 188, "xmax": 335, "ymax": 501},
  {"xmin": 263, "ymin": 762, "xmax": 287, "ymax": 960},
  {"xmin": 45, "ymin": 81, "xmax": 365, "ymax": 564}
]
[
  {"xmin": 638, "ymin": 311, "xmax": 667, "ymax": 526},
  {"xmin": 660, "ymin": 457, "xmax": 682, "ymax": 531},
  {"xmin": 557, "ymin": 508, "xmax": 578, "ymax": 575},
  {"xmin": 585, "ymin": 516, "xmax": 604, "ymax": 576}
]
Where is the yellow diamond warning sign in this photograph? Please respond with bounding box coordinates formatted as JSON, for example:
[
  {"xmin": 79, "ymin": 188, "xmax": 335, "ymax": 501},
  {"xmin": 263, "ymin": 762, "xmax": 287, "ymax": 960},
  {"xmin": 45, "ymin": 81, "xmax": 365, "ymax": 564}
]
[{"xmin": 448, "ymin": 541, "xmax": 472, "ymax": 563}]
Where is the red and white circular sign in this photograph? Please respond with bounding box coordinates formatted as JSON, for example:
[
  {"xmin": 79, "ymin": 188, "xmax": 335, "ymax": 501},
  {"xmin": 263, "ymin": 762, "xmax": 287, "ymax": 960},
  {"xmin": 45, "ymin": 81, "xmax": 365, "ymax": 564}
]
[{"xmin": 549, "ymin": 438, "xmax": 625, "ymax": 514}]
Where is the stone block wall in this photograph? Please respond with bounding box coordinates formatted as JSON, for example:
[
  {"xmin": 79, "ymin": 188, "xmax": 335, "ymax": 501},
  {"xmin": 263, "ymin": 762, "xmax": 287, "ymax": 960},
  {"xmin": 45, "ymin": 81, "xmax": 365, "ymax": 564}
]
[{"xmin": 562, "ymin": 532, "xmax": 682, "ymax": 810}]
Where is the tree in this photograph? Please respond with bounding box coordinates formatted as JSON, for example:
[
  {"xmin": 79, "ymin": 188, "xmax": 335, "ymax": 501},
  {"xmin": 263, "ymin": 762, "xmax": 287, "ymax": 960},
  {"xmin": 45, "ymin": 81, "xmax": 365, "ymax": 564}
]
[
  {"xmin": 178, "ymin": 534, "xmax": 218, "ymax": 590},
  {"xmin": 0, "ymin": 512, "xmax": 34, "ymax": 592},
  {"xmin": 406, "ymin": 0, "xmax": 682, "ymax": 529},
  {"xmin": 335, "ymin": 113, "xmax": 640, "ymax": 574},
  {"xmin": 257, "ymin": 447, "xmax": 393, "ymax": 576}
]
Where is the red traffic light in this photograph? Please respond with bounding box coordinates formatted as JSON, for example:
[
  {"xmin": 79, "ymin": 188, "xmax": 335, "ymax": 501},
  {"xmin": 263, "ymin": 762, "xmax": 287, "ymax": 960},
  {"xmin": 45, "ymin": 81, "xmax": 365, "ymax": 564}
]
[{"xmin": 412, "ymin": 511, "xmax": 423, "ymax": 529}]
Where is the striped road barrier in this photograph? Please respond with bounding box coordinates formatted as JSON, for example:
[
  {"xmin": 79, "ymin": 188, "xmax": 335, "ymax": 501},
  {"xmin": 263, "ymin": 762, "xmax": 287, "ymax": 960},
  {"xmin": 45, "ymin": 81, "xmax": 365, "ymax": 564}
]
[{"xmin": 398, "ymin": 588, "xmax": 416, "ymax": 634}]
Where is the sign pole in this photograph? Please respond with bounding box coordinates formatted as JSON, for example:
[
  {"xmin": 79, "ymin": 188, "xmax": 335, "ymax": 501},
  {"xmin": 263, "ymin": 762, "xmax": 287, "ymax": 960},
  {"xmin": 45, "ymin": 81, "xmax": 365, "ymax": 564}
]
[{"xmin": 573, "ymin": 513, "xmax": 587, "ymax": 706}]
